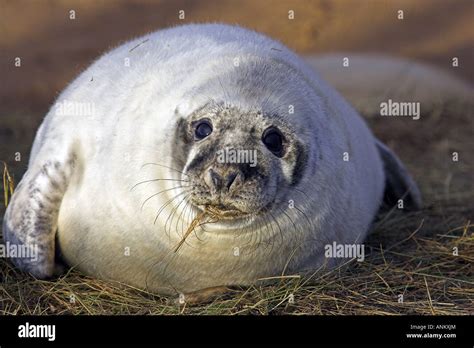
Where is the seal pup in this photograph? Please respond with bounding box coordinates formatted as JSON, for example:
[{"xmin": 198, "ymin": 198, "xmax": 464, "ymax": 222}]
[{"xmin": 2, "ymin": 24, "xmax": 424, "ymax": 295}]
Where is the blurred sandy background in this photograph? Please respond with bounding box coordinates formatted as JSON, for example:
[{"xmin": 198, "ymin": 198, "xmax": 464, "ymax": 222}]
[{"xmin": 1, "ymin": 0, "xmax": 473, "ymax": 117}]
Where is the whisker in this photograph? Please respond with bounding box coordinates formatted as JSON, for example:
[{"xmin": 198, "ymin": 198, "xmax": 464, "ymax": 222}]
[
  {"xmin": 292, "ymin": 187, "xmax": 312, "ymax": 201},
  {"xmin": 164, "ymin": 193, "xmax": 191, "ymax": 240},
  {"xmin": 268, "ymin": 209, "xmax": 283, "ymax": 242},
  {"xmin": 131, "ymin": 178, "xmax": 189, "ymax": 191},
  {"xmin": 174, "ymin": 197, "xmax": 206, "ymax": 246},
  {"xmin": 251, "ymin": 212, "xmax": 273, "ymax": 255},
  {"xmin": 294, "ymin": 205, "xmax": 313, "ymax": 231},
  {"xmin": 266, "ymin": 212, "xmax": 280, "ymax": 254},
  {"xmin": 281, "ymin": 209, "xmax": 298, "ymax": 234},
  {"xmin": 184, "ymin": 197, "xmax": 197, "ymax": 235},
  {"xmin": 141, "ymin": 185, "xmax": 189, "ymax": 210},
  {"xmin": 154, "ymin": 190, "xmax": 190, "ymax": 225},
  {"xmin": 176, "ymin": 198, "xmax": 191, "ymax": 238},
  {"xmin": 141, "ymin": 162, "xmax": 189, "ymax": 177}
]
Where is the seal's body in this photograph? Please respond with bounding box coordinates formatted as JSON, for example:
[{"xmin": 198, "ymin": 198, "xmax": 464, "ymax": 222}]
[{"xmin": 3, "ymin": 24, "xmax": 423, "ymax": 294}]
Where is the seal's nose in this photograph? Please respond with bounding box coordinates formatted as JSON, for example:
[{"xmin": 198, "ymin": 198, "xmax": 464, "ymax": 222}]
[{"xmin": 205, "ymin": 167, "xmax": 243, "ymax": 193}]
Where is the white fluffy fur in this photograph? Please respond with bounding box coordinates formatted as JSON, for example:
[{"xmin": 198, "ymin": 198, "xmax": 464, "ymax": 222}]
[{"xmin": 4, "ymin": 24, "xmax": 401, "ymax": 294}]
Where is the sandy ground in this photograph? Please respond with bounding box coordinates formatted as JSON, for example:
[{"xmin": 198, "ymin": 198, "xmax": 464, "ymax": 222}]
[{"xmin": 0, "ymin": 0, "xmax": 473, "ymax": 314}]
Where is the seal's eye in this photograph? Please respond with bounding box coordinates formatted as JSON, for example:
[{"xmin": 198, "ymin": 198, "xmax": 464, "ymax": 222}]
[
  {"xmin": 262, "ymin": 127, "xmax": 284, "ymax": 156},
  {"xmin": 194, "ymin": 120, "xmax": 213, "ymax": 140}
]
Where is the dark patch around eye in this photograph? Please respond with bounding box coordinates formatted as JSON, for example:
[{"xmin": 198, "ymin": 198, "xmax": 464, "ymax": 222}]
[
  {"xmin": 289, "ymin": 141, "xmax": 308, "ymax": 186},
  {"xmin": 172, "ymin": 117, "xmax": 193, "ymax": 171}
]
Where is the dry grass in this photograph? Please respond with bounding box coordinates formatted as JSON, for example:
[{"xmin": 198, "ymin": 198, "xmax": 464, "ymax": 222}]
[{"xmin": 1, "ymin": 182, "xmax": 472, "ymax": 315}]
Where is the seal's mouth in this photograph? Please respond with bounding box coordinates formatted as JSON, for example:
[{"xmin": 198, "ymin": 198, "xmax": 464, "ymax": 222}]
[
  {"xmin": 199, "ymin": 204, "xmax": 249, "ymax": 220},
  {"xmin": 193, "ymin": 200, "xmax": 276, "ymax": 223},
  {"xmin": 174, "ymin": 203, "xmax": 254, "ymax": 252}
]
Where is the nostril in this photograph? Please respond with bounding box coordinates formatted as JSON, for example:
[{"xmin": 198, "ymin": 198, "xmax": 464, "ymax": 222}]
[
  {"xmin": 225, "ymin": 172, "xmax": 238, "ymax": 190},
  {"xmin": 205, "ymin": 168, "xmax": 242, "ymax": 192},
  {"xmin": 211, "ymin": 170, "xmax": 221, "ymax": 188},
  {"xmin": 209, "ymin": 169, "xmax": 221, "ymax": 188},
  {"xmin": 205, "ymin": 168, "xmax": 222, "ymax": 190}
]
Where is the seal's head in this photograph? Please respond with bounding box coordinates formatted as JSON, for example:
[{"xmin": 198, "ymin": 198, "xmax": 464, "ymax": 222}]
[{"xmin": 174, "ymin": 101, "xmax": 309, "ymax": 222}]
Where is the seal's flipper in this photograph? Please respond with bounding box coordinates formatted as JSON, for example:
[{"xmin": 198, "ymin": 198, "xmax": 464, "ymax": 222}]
[
  {"xmin": 2, "ymin": 156, "xmax": 74, "ymax": 278},
  {"xmin": 376, "ymin": 140, "xmax": 422, "ymax": 210}
]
